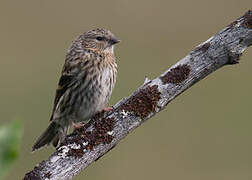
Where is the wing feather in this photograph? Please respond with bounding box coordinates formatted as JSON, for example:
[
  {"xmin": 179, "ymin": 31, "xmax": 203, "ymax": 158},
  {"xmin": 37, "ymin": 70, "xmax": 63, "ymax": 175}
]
[{"xmin": 50, "ymin": 74, "xmax": 76, "ymax": 121}]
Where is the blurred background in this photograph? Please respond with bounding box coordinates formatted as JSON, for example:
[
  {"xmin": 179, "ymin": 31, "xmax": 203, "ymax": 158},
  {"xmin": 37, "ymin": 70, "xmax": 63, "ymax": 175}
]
[{"xmin": 0, "ymin": 0, "xmax": 251, "ymax": 179}]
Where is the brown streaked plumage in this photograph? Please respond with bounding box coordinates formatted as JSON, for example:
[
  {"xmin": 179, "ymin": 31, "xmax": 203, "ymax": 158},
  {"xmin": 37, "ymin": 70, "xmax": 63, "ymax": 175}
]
[{"xmin": 32, "ymin": 28, "xmax": 119, "ymax": 151}]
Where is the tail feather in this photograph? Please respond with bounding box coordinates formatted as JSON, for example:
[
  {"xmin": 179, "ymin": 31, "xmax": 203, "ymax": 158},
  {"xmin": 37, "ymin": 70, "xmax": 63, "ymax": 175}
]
[
  {"xmin": 52, "ymin": 126, "xmax": 68, "ymax": 148},
  {"xmin": 32, "ymin": 122, "xmax": 59, "ymax": 151},
  {"xmin": 52, "ymin": 134, "xmax": 60, "ymax": 148}
]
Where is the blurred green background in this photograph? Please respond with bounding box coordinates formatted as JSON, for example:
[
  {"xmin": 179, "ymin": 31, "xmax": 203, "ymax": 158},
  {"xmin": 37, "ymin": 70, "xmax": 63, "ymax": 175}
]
[{"xmin": 0, "ymin": 0, "xmax": 251, "ymax": 179}]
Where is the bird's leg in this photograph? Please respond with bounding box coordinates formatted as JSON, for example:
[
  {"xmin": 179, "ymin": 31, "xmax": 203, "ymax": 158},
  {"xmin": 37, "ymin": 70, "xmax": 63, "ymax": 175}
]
[
  {"xmin": 103, "ymin": 106, "xmax": 113, "ymax": 112},
  {"xmin": 72, "ymin": 106, "xmax": 114, "ymax": 131},
  {"xmin": 72, "ymin": 122, "xmax": 84, "ymax": 130}
]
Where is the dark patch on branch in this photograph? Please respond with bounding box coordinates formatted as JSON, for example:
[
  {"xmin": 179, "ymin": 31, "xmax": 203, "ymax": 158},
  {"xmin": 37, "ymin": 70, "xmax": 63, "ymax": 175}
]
[
  {"xmin": 239, "ymin": 38, "xmax": 244, "ymax": 44},
  {"xmin": 61, "ymin": 112, "xmax": 115, "ymax": 153},
  {"xmin": 227, "ymin": 51, "xmax": 241, "ymax": 65},
  {"xmin": 160, "ymin": 65, "xmax": 191, "ymax": 84},
  {"xmin": 242, "ymin": 10, "xmax": 252, "ymax": 29},
  {"xmin": 120, "ymin": 85, "xmax": 161, "ymax": 119},
  {"xmin": 23, "ymin": 161, "xmax": 46, "ymax": 180},
  {"xmin": 67, "ymin": 148, "xmax": 85, "ymax": 158},
  {"xmin": 194, "ymin": 42, "xmax": 211, "ymax": 52}
]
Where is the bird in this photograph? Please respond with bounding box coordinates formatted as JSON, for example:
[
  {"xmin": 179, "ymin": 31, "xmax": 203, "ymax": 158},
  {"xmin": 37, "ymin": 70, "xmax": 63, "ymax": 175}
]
[{"xmin": 32, "ymin": 28, "xmax": 120, "ymax": 151}]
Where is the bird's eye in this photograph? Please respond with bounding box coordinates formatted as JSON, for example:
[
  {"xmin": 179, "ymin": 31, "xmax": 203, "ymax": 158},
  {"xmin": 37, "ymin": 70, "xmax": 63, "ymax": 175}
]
[{"xmin": 96, "ymin": 36, "xmax": 104, "ymax": 41}]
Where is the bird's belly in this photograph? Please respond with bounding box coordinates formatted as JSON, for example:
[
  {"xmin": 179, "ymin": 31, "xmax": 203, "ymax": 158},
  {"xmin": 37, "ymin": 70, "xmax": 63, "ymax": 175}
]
[
  {"xmin": 72, "ymin": 68, "xmax": 115, "ymax": 123},
  {"xmin": 75, "ymin": 91, "xmax": 108, "ymax": 121}
]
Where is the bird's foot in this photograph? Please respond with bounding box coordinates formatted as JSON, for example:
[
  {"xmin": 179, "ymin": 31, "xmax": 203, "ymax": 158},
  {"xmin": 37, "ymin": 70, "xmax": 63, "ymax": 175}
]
[
  {"xmin": 103, "ymin": 106, "xmax": 113, "ymax": 112},
  {"xmin": 72, "ymin": 122, "xmax": 84, "ymax": 131}
]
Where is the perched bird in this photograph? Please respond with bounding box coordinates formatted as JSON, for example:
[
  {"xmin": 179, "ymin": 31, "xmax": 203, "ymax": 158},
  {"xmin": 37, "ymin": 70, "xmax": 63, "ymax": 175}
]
[{"xmin": 32, "ymin": 28, "xmax": 120, "ymax": 151}]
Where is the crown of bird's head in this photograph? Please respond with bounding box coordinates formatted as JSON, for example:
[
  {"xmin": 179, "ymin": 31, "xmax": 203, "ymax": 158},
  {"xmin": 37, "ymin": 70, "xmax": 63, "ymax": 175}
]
[{"xmin": 80, "ymin": 28, "xmax": 120, "ymax": 51}]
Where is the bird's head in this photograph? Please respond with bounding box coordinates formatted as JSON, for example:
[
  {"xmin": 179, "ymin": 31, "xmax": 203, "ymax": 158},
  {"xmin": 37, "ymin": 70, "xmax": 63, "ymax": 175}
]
[{"xmin": 81, "ymin": 28, "xmax": 120, "ymax": 53}]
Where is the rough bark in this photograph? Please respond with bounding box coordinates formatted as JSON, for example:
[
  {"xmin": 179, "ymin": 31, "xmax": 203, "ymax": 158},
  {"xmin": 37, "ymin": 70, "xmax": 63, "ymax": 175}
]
[{"xmin": 24, "ymin": 10, "xmax": 252, "ymax": 180}]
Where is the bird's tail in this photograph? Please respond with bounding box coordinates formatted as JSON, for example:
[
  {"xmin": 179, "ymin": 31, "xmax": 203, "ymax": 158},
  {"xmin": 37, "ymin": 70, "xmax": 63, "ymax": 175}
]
[{"xmin": 32, "ymin": 122, "xmax": 61, "ymax": 151}]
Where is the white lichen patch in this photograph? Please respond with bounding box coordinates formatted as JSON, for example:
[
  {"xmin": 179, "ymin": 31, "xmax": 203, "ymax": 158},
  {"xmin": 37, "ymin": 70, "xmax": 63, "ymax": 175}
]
[
  {"xmin": 83, "ymin": 141, "xmax": 88, "ymax": 146},
  {"xmin": 50, "ymin": 155, "xmax": 61, "ymax": 163},
  {"xmin": 144, "ymin": 76, "xmax": 151, "ymax": 84},
  {"xmin": 55, "ymin": 143, "xmax": 80, "ymax": 159},
  {"xmin": 235, "ymin": 21, "xmax": 242, "ymax": 27},
  {"xmin": 121, "ymin": 110, "xmax": 128, "ymax": 118},
  {"xmin": 57, "ymin": 146, "xmax": 70, "ymax": 158},
  {"xmin": 69, "ymin": 143, "xmax": 81, "ymax": 149}
]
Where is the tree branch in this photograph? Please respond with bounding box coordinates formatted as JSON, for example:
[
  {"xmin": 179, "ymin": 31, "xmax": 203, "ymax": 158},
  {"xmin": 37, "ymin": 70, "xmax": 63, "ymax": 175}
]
[{"xmin": 24, "ymin": 10, "xmax": 252, "ymax": 180}]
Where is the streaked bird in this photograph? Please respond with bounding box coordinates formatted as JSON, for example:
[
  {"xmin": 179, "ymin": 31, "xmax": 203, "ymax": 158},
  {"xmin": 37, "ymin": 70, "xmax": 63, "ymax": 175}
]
[{"xmin": 32, "ymin": 28, "xmax": 119, "ymax": 151}]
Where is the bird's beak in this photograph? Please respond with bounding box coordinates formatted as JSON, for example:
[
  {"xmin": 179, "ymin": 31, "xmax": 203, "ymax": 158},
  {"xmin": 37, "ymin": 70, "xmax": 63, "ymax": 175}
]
[{"xmin": 110, "ymin": 37, "xmax": 120, "ymax": 45}]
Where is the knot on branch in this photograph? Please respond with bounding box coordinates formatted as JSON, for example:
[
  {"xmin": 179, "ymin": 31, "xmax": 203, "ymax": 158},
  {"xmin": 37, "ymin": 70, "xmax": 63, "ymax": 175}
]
[
  {"xmin": 242, "ymin": 10, "xmax": 252, "ymax": 29},
  {"xmin": 227, "ymin": 51, "xmax": 241, "ymax": 65},
  {"xmin": 228, "ymin": 10, "xmax": 252, "ymax": 29}
]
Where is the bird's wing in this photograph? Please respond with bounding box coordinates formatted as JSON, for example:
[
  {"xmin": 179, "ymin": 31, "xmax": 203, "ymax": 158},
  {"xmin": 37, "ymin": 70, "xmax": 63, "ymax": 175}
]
[{"xmin": 50, "ymin": 74, "xmax": 77, "ymax": 121}]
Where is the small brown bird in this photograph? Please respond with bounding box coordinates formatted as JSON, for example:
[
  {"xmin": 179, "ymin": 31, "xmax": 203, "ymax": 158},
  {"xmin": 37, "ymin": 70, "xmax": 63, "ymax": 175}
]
[{"xmin": 32, "ymin": 28, "xmax": 119, "ymax": 151}]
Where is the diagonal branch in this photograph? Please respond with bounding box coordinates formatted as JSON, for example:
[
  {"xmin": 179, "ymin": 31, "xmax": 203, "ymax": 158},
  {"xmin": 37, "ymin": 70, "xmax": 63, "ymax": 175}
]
[{"xmin": 24, "ymin": 10, "xmax": 252, "ymax": 180}]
